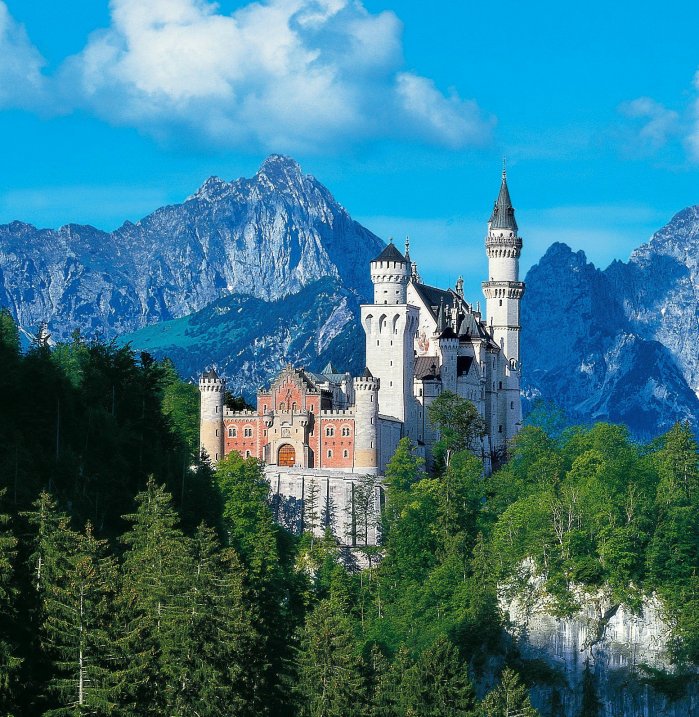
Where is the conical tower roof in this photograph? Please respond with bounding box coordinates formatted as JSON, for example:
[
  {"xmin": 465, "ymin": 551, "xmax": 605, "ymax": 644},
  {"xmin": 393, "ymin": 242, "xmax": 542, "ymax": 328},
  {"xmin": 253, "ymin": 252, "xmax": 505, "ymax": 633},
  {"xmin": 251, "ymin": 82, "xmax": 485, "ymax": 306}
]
[{"xmin": 488, "ymin": 169, "xmax": 518, "ymax": 232}]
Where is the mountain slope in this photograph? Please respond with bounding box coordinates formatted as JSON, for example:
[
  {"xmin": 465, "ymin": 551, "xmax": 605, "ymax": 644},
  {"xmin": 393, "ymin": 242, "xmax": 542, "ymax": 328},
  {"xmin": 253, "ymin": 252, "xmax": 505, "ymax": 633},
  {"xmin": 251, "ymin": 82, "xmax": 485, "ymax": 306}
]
[
  {"xmin": 522, "ymin": 210, "xmax": 699, "ymax": 438},
  {"xmin": 120, "ymin": 277, "xmax": 362, "ymax": 402},
  {"xmin": 0, "ymin": 155, "xmax": 384, "ymax": 341}
]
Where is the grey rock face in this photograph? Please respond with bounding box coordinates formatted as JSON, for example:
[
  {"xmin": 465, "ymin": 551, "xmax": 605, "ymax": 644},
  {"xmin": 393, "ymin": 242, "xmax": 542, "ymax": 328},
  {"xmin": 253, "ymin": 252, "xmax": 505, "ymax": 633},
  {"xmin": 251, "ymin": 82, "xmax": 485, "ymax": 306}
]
[
  {"xmin": 0, "ymin": 155, "xmax": 384, "ymax": 341},
  {"xmin": 502, "ymin": 572, "xmax": 698, "ymax": 717},
  {"xmin": 522, "ymin": 209, "xmax": 699, "ymax": 438}
]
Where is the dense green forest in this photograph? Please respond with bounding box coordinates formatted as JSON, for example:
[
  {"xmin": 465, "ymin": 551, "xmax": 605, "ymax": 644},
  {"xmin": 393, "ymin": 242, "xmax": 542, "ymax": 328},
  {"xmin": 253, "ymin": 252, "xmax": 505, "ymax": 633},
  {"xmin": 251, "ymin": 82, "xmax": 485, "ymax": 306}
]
[{"xmin": 0, "ymin": 308, "xmax": 697, "ymax": 716}]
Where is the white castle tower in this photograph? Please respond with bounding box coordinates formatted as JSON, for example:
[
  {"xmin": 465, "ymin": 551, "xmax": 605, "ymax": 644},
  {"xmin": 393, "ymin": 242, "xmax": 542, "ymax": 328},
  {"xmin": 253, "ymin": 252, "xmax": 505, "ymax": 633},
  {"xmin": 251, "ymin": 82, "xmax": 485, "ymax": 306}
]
[
  {"xmin": 199, "ymin": 368, "xmax": 225, "ymax": 462},
  {"xmin": 361, "ymin": 243, "xmax": 419, "ymax": 423},
  {"xmin": 482, "ymin": 169, "xmax": 525, "ymax": 439}
]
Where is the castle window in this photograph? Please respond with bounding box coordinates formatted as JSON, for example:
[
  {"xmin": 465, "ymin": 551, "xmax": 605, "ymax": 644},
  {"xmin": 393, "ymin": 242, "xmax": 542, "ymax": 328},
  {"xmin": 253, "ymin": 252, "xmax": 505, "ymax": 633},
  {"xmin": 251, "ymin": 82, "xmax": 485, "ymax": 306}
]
[
  {"xmin": 309, "ymin": 404, "xmax": 314, "ymax": 412},
  {"xmin": 244, "ymin": 427, "xmax": 253, "ymax": 437},
  {"xmin": 498, "ymin": 425, "xmax": 503, "ymax": 433},
  {"xmin": 215, "ymin": 429, "xmax": 219, "ymax": 437},
  {"xmin": 228, "ymin": 427, "xmax": 236, "ymax": 438},
  {"xmin": 343, "ymin": 449, "xmax": 349, "ymax": 458},
  {"xmin": 215, "ymin": 405, "xmax": 219, "ymax": 413},
  {"xmin": 327, "ymin": 449, "xmax": 333, "ymax": 458},
  {"xmin": 279, "ymin": 402, "xmax": 285, "ymax": 411},
  {"xmin": 326, "ymin": 426, "xmax": 335, "ymax": 437},
  {"xmin": 292, "ymin": 402, "xmax": 297, "ymax": 411},
  {"xmin": 342, "ymin": 426, "xmax": 350, "ymax": 436},
  {"xmin": 499, "ymin": 299, "xmax": 502, "ymax": 306},
  {"xmin": 510, "ymin": 401, "xmax": 514, "ymax": 410},
  {"xmin": 498, "ymin": 381, "xmax": 502, "ymax": 390},
  {"xmin": 263, "ymin": 404, "xmax": 267, "ymax": 412},
  {"xmin": 245, "ymin": 450, "xmax": 251, "ymax": 458}
]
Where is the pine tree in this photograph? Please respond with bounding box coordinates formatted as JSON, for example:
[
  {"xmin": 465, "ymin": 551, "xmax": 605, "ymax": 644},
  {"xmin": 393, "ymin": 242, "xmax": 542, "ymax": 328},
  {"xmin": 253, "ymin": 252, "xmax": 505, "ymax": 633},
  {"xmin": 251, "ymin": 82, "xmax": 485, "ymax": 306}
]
[
  {"xmin": 164, "ymin": 523, "xmax": 260, "ymax": 716},
  {"xmin": 403, "ymin": 634, "xmax": 475, "ymax": 717},
  {"xmin": 42, "ymin": 524, "xmax": 120, "ymax": 716},
  {"xmin": 365, "ymin": 644, "xmax": 395, "ymax": 717},
  {"xmin": 0, "ymin": 492, "xmax": 20, "ymax": 714},
  {"xmin": 116, "ymin": 479, "xmax": 193, "ymax": 715},
  {"xmin": 479, "ymin": 668, "xmax": 539, "ymax": 717},
  {"xmin": 577, "ymin": 659, "xmax": 600, "ymax": 717},
  {"xmin": 296, "ymin": 599, "xmax": 365, "ymax": 717}
]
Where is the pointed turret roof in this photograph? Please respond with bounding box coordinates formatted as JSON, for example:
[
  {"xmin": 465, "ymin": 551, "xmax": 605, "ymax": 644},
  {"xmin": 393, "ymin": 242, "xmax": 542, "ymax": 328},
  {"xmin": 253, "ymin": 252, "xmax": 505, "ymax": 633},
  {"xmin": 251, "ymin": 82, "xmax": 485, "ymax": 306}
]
[
  {"xmin": 373, "ymin": 240, "xmax": 407, "ymax": 263},
  {"xmin": 322, "ymin": 361, "xmax": 338, "ymax": 375},
  {"xmin": 488, "ymin": 169, "xmax": 518, "ymax": 232}
]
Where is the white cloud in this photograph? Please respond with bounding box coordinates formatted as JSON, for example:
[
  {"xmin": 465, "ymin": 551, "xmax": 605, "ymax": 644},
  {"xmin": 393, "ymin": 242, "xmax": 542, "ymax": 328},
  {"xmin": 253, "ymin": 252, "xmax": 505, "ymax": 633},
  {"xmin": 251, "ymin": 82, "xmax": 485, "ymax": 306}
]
[
  {"xmin": 618, "ymin": 97, "xmax": 679, "ymax": 152},
  {"xmin": 0, "ymin": 2, "xmax": 46, "ymax": 109},
  {"xmin": 56, "ymin": 0, "xmax": 492, "ymax": 151}
]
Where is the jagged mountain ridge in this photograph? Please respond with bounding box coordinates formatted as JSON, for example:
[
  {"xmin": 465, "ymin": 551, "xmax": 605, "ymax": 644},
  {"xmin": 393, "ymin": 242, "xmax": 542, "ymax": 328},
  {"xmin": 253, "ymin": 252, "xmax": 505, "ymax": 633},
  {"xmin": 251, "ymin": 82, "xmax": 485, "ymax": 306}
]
[
  {"xmin": 0, "ymin": 155, "xmax": 384, "ymax": 341},
  {"xmin": 522, "ymin": 206, "xmax": 699, "ymax": 438}
]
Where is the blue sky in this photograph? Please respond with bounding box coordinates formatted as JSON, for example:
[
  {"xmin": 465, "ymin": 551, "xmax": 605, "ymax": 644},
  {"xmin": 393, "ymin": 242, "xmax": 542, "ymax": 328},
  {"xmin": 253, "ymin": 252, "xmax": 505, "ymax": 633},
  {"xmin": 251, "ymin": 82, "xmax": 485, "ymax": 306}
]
[{"xmin": 1, "ymin": 0, "xmax": 698, "ymax": 298}]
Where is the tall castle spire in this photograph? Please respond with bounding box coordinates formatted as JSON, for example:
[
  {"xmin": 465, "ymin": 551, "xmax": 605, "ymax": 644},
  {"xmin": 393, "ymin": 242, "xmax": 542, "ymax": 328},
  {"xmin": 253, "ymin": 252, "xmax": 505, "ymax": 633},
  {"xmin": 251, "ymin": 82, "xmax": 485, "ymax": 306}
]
[
  {"xmin": 488, "ymin": 167, "xmax": 518, "ymax": 232},
  {"xmin": 482, "ymin": 167, "xmax": 524, "ymax": 445}
]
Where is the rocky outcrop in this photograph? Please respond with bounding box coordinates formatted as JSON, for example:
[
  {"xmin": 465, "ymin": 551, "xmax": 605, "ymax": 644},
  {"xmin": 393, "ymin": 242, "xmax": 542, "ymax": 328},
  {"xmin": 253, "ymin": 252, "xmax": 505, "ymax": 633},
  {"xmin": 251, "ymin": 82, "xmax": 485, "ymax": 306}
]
[{"xmin": 501, "ymin": 571, "xmax": 698, "ymax": 716}]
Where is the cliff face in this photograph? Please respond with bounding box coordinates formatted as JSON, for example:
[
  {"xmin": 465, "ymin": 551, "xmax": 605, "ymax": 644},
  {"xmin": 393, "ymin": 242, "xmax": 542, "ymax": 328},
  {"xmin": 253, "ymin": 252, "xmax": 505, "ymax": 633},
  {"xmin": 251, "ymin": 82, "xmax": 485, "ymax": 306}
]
[
  {"xmin": 522, "ymin": 208, "xmax": 699, "ymax": 438},
  {"xmin": 501, "ymin": 574, "xmax": 698, "ymax": 716},
  {"xmin": 0, "ymin": 155, "xmax": 384, "ymax": 342}
]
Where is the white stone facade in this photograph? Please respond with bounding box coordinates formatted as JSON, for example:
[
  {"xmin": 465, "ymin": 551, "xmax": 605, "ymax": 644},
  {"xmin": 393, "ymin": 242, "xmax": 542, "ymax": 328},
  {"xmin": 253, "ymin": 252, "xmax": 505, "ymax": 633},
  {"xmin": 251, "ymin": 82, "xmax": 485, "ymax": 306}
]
[{"xmin": 200, "ymin": 170, "xmax": 526, "ymax": 544}]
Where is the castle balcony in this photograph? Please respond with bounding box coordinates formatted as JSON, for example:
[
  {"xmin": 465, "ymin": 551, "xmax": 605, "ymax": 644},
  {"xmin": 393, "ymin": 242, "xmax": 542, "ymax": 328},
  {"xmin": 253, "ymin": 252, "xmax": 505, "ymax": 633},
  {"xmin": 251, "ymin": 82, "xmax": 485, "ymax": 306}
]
[
  {"xmin": 486, "ymin": 234, "xmax": 522, "ymax": 249},
  {"xmin": 481, "ymin": 280, "xmax": 525, "ymax": 300}
]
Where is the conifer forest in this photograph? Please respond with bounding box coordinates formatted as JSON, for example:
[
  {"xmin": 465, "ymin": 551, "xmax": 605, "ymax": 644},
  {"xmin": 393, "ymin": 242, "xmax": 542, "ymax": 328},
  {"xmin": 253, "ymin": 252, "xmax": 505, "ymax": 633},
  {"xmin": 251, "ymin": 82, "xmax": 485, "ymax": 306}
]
[{"xmin": 0, "ymin": 308, "xmax": 697, "ymax": 716}]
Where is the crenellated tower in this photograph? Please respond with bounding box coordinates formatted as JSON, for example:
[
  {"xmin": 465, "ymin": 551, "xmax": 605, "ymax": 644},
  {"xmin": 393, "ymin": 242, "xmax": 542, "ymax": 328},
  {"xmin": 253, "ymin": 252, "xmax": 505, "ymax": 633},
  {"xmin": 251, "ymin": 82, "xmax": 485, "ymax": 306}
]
[
  {"xmin": 353, "ymin": 369, "xmax": 380, "ymax": 474},
  {"xmin": 361, "ymin": 242, "xmax": 419, "ymax": 424},
  {"xmin": 199, "ymin": 368, "xmax": 225, "ymax": 463},
  {"xmin": 482, "ymin": 169, "xmax": 525, "ymax": 441}
]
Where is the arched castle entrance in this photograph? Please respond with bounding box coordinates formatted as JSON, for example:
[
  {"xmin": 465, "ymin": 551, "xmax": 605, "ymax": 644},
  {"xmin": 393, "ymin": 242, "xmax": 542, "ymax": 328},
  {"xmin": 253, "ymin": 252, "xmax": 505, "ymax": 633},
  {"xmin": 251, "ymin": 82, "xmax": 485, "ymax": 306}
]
[{"xmin": 278, "ymin": 444, "xmax": 295, "ymax": 467}]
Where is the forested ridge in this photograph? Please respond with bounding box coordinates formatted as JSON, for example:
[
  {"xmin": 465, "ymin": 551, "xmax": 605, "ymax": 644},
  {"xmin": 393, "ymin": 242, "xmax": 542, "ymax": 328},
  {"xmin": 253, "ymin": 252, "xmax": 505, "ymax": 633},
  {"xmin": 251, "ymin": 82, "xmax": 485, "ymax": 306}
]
[{"xmin": 0, "ymin": 308, "xmax": 697, "ymax": 716}]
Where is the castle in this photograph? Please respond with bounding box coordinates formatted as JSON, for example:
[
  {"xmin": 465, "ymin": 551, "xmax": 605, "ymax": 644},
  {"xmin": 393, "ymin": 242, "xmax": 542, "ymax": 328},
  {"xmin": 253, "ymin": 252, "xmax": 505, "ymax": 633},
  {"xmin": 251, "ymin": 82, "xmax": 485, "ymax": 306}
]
[{"xmin": 200, "ymin": 170, "xmax": 524, "ymax": 545}]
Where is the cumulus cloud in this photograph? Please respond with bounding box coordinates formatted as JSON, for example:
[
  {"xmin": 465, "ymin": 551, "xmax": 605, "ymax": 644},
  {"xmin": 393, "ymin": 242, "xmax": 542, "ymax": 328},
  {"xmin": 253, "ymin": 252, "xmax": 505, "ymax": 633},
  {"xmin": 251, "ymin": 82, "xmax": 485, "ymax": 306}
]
[
  {"xmin": 0, "ymin": 2, "xmax": 46, "ymax": 109},
  {"xmin": 55, "ymin": 0, "xmax": 492, "ymax": 151},
  {"xmin": 618, "ymin": 97, "xmax": 679, "ymax": 152}
]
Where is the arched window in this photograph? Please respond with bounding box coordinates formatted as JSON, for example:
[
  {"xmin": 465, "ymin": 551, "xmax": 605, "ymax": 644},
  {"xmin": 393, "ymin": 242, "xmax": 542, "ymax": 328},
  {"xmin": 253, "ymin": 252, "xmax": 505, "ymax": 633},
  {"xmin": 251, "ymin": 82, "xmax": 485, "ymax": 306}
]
[
  {"xmin": 326, "ymin": 426, "xmax": 335, "ymax": 437},
  {"xmin": 292, "ymin": 402, "xmax": 297, "ymax": 411},
  {"xmin": 343, "ymin": 449, "xmax": 349, "ymax": 458},
  {"xmin": 279, "ymin": 402, "xmax": 285, "ymax": 411},
  {"xmin": 341, "ymin": 426, "xmax": 350, "ymax": 437},
  {"xmin": 327, "ymin": 450, "xmax": 333, "ymax": 458},
  {"xmin": 245, "ymin": 450, "xmax": 251, "ymax": 458},
  {"xmin": 244, "ymin": 427, "xmax": 253, "ymax": 437},
  {"xmin": 228, "ymin": 427, "xmax": 236, "ymax": 438}
]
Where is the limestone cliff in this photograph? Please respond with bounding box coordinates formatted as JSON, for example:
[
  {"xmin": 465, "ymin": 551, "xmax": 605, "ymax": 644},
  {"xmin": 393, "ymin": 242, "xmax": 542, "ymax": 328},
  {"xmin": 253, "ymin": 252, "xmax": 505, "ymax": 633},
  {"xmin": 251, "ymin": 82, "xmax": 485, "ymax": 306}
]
[{"xmin": 501, "ymin": 570, "xmax": 698, "ymax": 716}]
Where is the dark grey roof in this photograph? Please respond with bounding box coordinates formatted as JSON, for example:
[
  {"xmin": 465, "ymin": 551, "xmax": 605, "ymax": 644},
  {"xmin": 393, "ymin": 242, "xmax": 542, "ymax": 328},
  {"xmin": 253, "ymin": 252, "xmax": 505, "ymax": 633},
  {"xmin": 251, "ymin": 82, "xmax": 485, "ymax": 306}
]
[
  {"xmin": 202, "ymin": 368, "xmax": 219, "ymax": 379},
  {"xmin": 411, "ymin": 282, "xmax": 454, "ymax": 320},
  {"xmin": 489, "ymin": 170, "xmax": 518, "ymax": 232},
  {"xmin": 322, "ymin": 361, "xmax": 338, "ymax": 374},
  {"xmin": 373, "ymin": 242, "xmax": 407, "ymax": 263},
  {"xmin": 363, "ymin": 367, "xmax": 374, "ymax": 378},
  {"xmin": 414, "ymin": 356, "xmax": 440, "ymax": 380},
  {"xmin": 438, "ymin": 326, "xmax": 457, "ymax": 340}
]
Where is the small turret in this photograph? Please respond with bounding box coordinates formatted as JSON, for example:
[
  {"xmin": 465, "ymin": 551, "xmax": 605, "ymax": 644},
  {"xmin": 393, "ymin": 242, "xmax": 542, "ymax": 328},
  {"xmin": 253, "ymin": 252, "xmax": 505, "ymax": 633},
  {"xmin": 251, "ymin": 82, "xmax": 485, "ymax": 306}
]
[
  {"xmin": 199, "ymin": 368, "xmax": 225, "ymax": 463},
  {"xmin": 353, "ymin": 369, "xmax": 380, "ymax": 473},
  {"xmin": 370, "ymin": 240, "xmax": 410, "ymax": 305}
]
